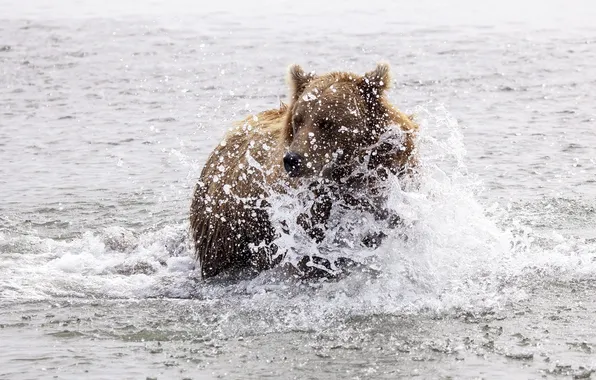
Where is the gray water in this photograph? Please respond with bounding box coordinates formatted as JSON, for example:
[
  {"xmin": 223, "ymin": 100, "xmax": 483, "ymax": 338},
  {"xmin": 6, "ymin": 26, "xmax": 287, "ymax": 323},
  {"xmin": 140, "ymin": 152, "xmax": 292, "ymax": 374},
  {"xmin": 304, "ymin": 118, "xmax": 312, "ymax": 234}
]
[{"xmin": 2, "ymin": 0, "xmax": 596, "ymax": 379}]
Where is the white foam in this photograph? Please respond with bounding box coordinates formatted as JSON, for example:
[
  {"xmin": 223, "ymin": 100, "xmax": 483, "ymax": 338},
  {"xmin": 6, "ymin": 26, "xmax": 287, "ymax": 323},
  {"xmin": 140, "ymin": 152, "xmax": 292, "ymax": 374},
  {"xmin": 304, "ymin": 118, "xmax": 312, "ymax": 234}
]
[{"xmin": 2, "ymin": 106, "xmax": 595, "ymax": 324}]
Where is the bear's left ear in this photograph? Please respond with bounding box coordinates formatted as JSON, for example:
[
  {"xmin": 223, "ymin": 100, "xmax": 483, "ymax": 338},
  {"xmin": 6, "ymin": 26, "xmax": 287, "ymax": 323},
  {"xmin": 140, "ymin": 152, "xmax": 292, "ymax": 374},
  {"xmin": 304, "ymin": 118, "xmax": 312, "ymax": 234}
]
[
  {"xmin": 287, "ymin": 64, "xmax": 316, "ymax": 101},
  {"xmin": 360, "ymin": 62, "xmax": 391, "ymax": 99}
]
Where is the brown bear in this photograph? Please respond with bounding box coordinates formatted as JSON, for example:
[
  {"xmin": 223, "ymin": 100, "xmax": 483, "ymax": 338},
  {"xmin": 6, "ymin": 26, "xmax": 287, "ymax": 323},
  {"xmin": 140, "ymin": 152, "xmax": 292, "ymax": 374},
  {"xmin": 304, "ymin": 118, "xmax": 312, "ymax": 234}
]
[{"xmin": 190, "ymin": 63, "xmax": 418, "ymax": 279}]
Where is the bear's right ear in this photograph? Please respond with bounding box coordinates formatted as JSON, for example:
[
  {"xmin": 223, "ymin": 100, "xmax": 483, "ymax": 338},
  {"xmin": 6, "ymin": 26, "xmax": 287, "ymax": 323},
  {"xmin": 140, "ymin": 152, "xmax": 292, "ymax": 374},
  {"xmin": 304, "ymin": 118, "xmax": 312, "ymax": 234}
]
[{"xmin": 287, "ymin": 64, "xmax": 315, "ymax": 101}]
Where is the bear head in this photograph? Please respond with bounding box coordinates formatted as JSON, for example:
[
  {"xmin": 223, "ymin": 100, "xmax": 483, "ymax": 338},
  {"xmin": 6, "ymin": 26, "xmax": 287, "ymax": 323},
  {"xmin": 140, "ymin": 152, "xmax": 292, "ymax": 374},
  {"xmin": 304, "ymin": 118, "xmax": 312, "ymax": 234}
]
[{"xmin": 282, "ymin": 63, "xmax": 394, "ymax": 181}]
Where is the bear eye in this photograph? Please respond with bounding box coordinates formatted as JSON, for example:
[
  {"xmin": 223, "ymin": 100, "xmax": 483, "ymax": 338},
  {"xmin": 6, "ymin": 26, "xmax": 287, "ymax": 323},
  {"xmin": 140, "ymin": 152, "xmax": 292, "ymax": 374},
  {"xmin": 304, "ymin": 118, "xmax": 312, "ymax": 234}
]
[
  {"xmin": 318, "ymin": 120, "xmax": 332, "ymax": 130},
  {"xmin": 292, "ymin": 115, "xmax": 304, "ymax": 133},
  {"xmin": 293, "ymin": 114, "xmax": 304, "ymax": 126}
]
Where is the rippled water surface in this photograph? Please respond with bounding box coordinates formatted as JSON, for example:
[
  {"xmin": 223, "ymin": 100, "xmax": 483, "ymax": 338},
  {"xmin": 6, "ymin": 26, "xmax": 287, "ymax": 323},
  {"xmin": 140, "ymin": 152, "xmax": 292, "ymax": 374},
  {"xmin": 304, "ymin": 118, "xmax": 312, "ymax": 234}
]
[{"xmin": 2, "ymin": 0, "xmax": 596, "ymax": 379}]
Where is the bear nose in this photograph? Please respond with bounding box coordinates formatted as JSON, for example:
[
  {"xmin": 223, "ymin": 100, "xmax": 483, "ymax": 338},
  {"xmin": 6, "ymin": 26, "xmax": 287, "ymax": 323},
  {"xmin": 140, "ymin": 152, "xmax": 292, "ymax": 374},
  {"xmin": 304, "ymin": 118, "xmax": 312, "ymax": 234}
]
[{"xmin": 283, "ymin": 152, "xmax": 304, "ymax": 177}]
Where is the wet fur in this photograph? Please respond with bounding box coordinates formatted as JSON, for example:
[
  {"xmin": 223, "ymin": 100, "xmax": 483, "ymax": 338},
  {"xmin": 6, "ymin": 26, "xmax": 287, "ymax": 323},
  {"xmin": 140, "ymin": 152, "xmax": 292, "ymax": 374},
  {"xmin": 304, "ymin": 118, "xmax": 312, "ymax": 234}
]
[{"xmin": 190, "ymin": 64, "xmax": 418, "ymax": 279}]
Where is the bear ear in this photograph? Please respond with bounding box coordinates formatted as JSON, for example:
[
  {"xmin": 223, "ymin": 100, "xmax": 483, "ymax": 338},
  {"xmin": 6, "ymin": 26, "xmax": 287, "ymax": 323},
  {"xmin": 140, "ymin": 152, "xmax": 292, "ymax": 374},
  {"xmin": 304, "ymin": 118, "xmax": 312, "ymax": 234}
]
[
  {"xmin": 360, "ymin": 62, "xmax": 391, "ymax": 99},
  {"xmin": 287, "ymin": 64, "xmax": 315, "ymax": 101}
]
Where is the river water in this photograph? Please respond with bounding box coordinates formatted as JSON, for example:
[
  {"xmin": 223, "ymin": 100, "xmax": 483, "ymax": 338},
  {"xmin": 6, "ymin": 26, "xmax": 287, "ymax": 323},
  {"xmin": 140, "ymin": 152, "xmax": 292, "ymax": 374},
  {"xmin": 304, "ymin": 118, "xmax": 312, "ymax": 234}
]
[{"xmin": 1, "ymin": 0, "xmax": 596, "ymax": 379}]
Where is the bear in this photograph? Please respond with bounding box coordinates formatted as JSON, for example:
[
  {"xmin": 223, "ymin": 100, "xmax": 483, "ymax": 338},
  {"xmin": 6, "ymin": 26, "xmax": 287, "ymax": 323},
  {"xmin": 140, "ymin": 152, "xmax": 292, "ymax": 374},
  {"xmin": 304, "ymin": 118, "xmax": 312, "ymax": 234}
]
[{"xmin": 190, "ymin": 62, "xmax": 418, "ymax": 279}]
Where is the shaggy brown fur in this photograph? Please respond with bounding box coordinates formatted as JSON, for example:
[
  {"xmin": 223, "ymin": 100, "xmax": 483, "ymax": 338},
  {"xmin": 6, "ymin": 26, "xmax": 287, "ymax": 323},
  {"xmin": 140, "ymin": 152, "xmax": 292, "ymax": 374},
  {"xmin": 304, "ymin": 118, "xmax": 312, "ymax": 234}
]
[{"xmin": 190, "ymin": 63, "xmax": 418, "ymax": 279}]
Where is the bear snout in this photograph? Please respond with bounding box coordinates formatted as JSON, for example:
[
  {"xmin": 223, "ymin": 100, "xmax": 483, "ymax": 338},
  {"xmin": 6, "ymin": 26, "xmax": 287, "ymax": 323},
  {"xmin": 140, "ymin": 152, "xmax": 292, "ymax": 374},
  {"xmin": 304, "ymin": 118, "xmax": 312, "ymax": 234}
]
[{"xmin": 283, "ymin": 151, "xmax": 304, "ymax": 177}]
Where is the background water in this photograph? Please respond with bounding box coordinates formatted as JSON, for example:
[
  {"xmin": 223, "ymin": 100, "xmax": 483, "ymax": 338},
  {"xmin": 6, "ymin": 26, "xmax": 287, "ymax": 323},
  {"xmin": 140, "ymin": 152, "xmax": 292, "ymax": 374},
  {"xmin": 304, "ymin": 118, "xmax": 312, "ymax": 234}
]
[{"xmin": 1, "ymin": 0, "xmax": 596, "ymax": 379}]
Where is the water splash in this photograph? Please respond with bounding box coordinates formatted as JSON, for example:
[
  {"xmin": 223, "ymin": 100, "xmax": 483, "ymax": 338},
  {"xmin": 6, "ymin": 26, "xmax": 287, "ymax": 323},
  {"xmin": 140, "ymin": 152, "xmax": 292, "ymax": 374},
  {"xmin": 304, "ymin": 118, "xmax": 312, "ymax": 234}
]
[{"xmin": 2, "ymin": 106, "xmax": 595, "ymax": 331}]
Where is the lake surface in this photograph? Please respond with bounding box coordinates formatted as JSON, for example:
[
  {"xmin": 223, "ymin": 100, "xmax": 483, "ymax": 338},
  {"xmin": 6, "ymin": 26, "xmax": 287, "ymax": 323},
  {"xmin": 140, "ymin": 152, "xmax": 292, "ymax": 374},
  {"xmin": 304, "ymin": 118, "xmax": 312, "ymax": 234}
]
[{"xmin": 1, "ymin": 0, "xmax": 596, "ymax": 379}]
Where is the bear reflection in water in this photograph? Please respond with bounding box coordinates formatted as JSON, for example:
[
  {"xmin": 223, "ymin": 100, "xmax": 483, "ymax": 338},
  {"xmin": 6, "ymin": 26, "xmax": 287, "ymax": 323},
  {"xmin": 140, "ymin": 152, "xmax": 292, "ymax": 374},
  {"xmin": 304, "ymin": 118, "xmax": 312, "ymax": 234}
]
[{"xmin": 190, "ymin": 63, "xmax": 418, "ymax": 280}]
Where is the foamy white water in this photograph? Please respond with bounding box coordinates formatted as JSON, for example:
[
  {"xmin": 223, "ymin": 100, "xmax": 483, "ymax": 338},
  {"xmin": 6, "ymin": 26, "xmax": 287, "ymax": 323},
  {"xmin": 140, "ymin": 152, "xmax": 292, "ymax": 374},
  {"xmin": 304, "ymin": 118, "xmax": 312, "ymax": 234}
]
[{"xmin": 1, "ymin": 0, "xmax": 596, "ymax": 379}]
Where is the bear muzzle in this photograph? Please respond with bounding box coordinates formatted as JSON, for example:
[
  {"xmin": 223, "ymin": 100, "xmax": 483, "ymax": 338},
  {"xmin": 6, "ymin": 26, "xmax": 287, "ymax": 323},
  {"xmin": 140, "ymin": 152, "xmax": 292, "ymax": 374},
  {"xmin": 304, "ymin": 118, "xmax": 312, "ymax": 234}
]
[{"xmin": 283, "ymin": 151, "xmax": 305, "ymax": 177}]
